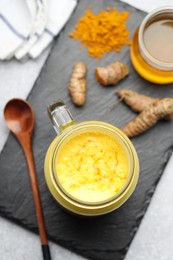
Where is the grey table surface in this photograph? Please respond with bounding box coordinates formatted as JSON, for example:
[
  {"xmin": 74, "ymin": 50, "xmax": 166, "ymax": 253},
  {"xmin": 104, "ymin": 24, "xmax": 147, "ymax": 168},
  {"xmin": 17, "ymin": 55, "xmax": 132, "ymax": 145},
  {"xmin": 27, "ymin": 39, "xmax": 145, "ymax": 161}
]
[{"xmin": 1, "ymin": 32, "xmax": 173, "ymax": 260}]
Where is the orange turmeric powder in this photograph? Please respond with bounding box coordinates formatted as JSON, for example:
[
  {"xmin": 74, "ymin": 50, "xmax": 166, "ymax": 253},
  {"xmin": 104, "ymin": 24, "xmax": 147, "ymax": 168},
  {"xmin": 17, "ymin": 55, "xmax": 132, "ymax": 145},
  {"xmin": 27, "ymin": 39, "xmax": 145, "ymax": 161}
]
[{"xmin": 69, "ymin": 8, "xmax": 131, "ymax": 58}]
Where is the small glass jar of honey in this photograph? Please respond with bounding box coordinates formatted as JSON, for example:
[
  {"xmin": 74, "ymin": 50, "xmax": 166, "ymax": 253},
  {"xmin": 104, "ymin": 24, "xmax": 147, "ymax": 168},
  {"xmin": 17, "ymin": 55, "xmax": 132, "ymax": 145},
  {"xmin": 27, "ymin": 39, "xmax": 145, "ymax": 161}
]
[{"xmin": 131, "ymin": 7, "xmax": 173, "ymax": 84}]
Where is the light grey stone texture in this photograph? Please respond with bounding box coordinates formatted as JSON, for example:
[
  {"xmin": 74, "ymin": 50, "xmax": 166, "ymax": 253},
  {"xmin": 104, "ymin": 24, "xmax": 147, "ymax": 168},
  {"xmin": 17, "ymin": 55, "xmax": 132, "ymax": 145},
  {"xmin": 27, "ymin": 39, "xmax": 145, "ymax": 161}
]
[
  {"xmin": 125, "ymin": 153, "xmax": 173, "ymax": 260},
  {"xmin": 0, "ymin": 217, "xmax": 85, "ymax": 260}
]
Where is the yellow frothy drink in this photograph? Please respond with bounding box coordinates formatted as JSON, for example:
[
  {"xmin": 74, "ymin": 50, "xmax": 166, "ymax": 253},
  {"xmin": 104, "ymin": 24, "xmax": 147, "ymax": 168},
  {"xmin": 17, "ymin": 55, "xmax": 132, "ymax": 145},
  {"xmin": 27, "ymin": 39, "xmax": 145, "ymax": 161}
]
[{"xmin": 56, "ymin": 131, "xmax": 129, "ymax": 203}]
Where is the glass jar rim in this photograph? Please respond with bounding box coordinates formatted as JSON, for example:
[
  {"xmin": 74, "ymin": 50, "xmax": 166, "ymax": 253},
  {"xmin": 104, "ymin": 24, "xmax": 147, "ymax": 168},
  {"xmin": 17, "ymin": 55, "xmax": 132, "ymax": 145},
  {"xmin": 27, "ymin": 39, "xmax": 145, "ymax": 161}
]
[
  {"xmin": 138, "ymin": 6, "xmax": 173, "ymax": 71},
  {"xmin": 51, "ymin": 121, "xmax": 137, "ymax": 207}
]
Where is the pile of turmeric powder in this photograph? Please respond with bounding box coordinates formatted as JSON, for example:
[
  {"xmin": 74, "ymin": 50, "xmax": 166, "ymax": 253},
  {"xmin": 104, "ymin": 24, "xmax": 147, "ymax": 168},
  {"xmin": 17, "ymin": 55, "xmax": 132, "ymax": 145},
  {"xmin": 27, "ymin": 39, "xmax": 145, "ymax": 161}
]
[{"xmin": 69, "ymin": 8, "xmax": 131, "ymax": 58}]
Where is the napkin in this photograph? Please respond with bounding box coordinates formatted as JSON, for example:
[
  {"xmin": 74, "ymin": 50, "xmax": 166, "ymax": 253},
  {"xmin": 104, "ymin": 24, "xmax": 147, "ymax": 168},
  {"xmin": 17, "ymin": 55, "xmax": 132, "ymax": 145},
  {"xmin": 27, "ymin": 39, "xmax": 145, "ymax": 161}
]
[
  {"xmin": 29, "ymin": 0, "xmax": 77, "ymax": 59},
  {"xmin": 0, "ymin": 0, "xmax": 32, "ymax": 60},
  {"xmin": 0, "ymin": 0, "xmax": 77, "ymax": 60}
]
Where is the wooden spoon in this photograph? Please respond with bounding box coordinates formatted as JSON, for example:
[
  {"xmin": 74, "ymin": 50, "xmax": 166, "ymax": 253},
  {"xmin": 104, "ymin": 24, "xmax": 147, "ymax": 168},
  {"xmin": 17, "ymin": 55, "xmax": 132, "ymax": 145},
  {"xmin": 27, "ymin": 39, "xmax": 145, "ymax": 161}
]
[{"xmin": 4, "ymin": 98, "xmax": 51, "ymax": 260}]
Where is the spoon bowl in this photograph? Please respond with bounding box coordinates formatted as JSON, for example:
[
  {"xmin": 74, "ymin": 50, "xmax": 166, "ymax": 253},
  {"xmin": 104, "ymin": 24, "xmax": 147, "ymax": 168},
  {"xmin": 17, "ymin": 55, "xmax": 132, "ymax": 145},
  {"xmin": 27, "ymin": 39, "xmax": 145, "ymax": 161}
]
[{"xmin": 4, "ymin": 98, "xmax": 34, "ymax": 134}]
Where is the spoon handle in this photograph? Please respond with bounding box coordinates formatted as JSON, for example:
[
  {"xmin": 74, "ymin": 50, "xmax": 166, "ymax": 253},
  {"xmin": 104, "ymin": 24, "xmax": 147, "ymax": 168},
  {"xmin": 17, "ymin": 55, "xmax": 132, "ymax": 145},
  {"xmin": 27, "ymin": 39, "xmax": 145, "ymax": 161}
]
[
  {"xmin": 20, "ymin": 135, "xmax": 51, "ymax": 260},
  {"xmin": 42, "ymin": 245, "xmax": 51, "ymax": 260}
]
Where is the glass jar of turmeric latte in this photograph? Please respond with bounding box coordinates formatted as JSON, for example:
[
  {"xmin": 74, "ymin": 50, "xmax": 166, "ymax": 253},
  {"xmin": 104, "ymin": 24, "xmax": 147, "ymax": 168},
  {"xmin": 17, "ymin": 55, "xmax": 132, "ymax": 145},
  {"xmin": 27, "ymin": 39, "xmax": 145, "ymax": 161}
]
[
  {"xmin": 44, "ymin": 101, "xmax": 139, "ymax": 216},
  {"xmin": 131, "ymin": 7, "xmax": 173, "ymax": 84}
]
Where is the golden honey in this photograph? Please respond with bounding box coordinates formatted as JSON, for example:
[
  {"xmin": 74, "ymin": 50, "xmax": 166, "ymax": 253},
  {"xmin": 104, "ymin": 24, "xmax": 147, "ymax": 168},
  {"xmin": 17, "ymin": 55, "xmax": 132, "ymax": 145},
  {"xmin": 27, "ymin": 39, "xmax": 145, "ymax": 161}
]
[
  {"xmin": 143, "ymin": 18, "xmax": 173, "ymax": 63},
  {"xmin": 131, "ymin": 7, "xmax": 173, "ymax": 84}
]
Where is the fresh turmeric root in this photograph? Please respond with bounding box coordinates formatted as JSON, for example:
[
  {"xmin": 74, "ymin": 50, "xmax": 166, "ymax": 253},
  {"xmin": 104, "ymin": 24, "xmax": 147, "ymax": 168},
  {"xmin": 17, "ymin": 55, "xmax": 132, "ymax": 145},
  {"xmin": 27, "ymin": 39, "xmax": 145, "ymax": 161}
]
[
  {"xmin": 122, "ymin": 98, "xmax": 173, "ymax": 137},
  {"xmin": 96, "ymin": 61, "xmax": 129, "ymax": 86},
  {"xmin": 116, "ymin": 89, "xmax": 160, "ymax": 113},
  {"xmin": 69, "ymin": 62, "xmax": 87, "ymax": 106},
  {"xmin": 117, "ymin": 89, "xmax": 173, "ymax": 119}
]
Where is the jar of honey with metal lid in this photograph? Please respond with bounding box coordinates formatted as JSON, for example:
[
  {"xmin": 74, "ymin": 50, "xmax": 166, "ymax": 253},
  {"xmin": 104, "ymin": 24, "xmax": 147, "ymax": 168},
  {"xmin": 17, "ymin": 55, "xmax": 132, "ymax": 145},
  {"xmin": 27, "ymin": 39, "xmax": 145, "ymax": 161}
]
[{"xmin": 131, "ymin": 7, "xmax": 173, "ymax": 84}]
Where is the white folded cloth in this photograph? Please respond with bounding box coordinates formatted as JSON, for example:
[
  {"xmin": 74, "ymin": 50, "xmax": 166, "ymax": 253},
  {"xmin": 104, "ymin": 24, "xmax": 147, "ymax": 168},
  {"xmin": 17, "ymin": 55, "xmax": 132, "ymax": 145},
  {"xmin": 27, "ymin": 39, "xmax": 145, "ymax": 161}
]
[
  {"xmin": 0, "ymin": 0, "xmax": 32, "ymax": 60},
  {"xmin": 29, "ymin": 0, "xmax": 77, "ymax": 59},
  {"xmin": 15, "ymin": 0, "xmax": 48, "ymax": 59},
  {"xmin": 0, "ymin": 0, "xmax": 77, "ymax": 60}
]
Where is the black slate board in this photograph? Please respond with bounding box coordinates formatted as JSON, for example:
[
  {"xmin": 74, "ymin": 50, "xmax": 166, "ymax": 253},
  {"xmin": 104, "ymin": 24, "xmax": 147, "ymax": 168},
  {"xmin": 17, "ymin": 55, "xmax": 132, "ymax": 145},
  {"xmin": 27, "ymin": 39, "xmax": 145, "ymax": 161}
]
[{"xmin": 1, "ymin": 1, "xmax": 173, "ymax": 260}]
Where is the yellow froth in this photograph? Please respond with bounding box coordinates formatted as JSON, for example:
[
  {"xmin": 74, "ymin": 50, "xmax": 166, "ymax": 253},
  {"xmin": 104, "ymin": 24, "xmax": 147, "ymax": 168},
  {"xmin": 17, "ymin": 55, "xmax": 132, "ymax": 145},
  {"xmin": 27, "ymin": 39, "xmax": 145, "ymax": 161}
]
[{"xmin": 56, "ymin": 131, "xmax": 128, "ymax": 203}]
